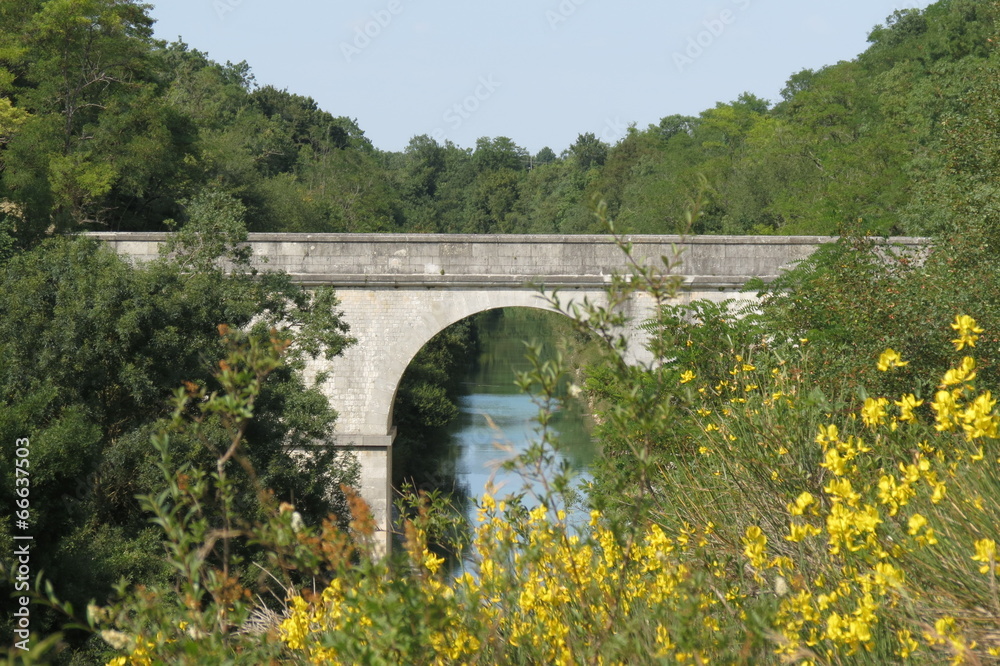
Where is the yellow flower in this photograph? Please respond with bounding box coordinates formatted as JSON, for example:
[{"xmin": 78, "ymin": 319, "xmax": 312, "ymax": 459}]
[
  {"xmin": 655, "ymin": 624, "xmax": 675, "ymax": 655},
  {"xmin": 478, "ymin": 493, "xmax": 496, "ymax": 518},
  {"xmin": 930, "ymin": 479, "xmax": 947, "ymax": 504},
  {"xmin": 895, "ymin": 393, "xmax": 923, "ymax": 423},
  {"xmin": 877, "ymin": 348, "xmax": 909, "ymax": 371},
  {"xmin": 680, "ymin": 370, "xmax": 696, "ymax": 384},
  {"xmin": 422, "ymin": 548, "xmax": 445, "ymax": 574},
  {"xmin": 874, "ymin": 563, "xmax": 904, "ymax": 591},
  {"xmin": 951, "ymin": 314, "xmax": 984, "ymax": 350},
  {"xmin": 825, "ymin": 478, "xmax": 861, "ymax": 507},
  {"xmin": 907, "ymin": 513, "xmax": 927, "ymax": 536},
  {"xmin": 972, "ymin": 538, "xmax": 997, "ymax": 574},
  {"xmin": 961, "ymin": 391, "xmax": 998, "ymax": 440},
  {"xmin": 742, "ymin": 525, "xmax": 768, "ymax": 569},
  {"xmin": 924, "ymin": 615, "xmax": 974, "ymax": 661},
  {"xmin": 877, "ymin": 474, "xmax": 914, "ymax": 516},
  {"xmin": 820, "ymin": 448, "xmax": 848, "ymax": 476},
  {"xmin": 787, "ymin": 492, "xmax": 816, "ymax": 517},
  {"xmin": 815, "ymin": 424, "xmax": 839, "ymax": 448},
  {"xmin": 785, "ymin": 522, "xmax": 822, "ymax": 542},
  {"xmin": 861, "ymin": 397, "xmax": 889, "ymax": 428},
  {"xmin": 898, "ymin": 629, "xmax": 920, "ymax": 658},
  {"xmin": 854, "ymin": 504, "xmax": 882, "ymax": 533},
  {"xmin": 905, "ymin": 513, "xmax": 938, "ymax": 547},
  {"xmin": 931, "ymin": 389, "xmax": 960, "ymax": 431},
  {"xmin": 826, "ymin": 503, "xmax": 880, "ymax": 554},
  {"xmin": 941, "ymin": 356, "xmax": 977, "ymax": 387}
]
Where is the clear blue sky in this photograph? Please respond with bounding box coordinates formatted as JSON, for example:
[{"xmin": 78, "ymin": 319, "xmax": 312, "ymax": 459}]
[{"xmin": 148, "ymin": 0, "xmax": 932, "ymax": 154}]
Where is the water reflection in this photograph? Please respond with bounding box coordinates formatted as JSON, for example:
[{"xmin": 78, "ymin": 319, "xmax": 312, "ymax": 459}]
[
  {"xmin": 447, "ymin": 310, "xmax": 596, "ymax": 530},
  {"xmin": 450, "ymin": 392, "xmax": 594, "ymax": 504}
]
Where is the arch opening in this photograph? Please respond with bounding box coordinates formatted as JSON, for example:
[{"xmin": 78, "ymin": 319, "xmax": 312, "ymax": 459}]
[{"xmin": 390, "ymin": 306, "xmax": 603, "ymax": 503}]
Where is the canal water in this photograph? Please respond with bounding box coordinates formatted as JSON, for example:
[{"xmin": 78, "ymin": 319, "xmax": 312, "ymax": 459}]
[{"xmin": 446, "ymin": 310, "xmax": 597, "ymax": 526}]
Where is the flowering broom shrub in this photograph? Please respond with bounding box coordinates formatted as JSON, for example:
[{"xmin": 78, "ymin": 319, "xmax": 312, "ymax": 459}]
[
  {"xmin": 656, "ymin": 313, "xmax": 1000, "ymax": 664},
  {"xmin": 277, "ymin": 495, "xmax": 756, "ymax": 665}
]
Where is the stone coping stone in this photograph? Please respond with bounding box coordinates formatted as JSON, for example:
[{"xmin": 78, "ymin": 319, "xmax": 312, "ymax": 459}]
[{"xmin": 87, "ymin": 231, "xmax": 925, "ymax": 245}]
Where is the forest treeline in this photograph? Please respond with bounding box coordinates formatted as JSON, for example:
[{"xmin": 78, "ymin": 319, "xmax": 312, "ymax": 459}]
[{"xmin": 2, "ymin": 0, "xmax": 1000, "ymax": 245}]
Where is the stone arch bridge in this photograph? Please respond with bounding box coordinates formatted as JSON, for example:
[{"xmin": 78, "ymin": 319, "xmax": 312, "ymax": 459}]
[{"xmin": 96, "ymin": 232, "xmax": 921, "ymax": 548}]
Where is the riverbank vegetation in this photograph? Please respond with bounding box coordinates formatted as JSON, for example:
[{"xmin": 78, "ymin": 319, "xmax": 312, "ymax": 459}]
[{"xmin": 0, "ymin": 219, "xmax": 359, "ymax": 663}]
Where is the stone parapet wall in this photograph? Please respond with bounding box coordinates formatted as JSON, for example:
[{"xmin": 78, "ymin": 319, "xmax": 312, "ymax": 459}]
[{"xmin": 89, "ymin": 232, "xmax": 925, "ymax": 288}]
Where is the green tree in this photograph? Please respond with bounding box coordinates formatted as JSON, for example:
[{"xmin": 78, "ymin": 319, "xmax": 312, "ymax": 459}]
[
  {"xmin": 472, "ymin": 136, "xmax": 529, "ymax": 173},
  {"xmin": 467, "ymin": 168, "xmax": 522, "ymax": 233},
  {"xmin": 509, "ymin": 157, "xmax": 587, "ymax": 233},
  {"xmin": 0, "ymin": 0, "xmax": 200, "ymax": 236},
  {"xmin": 656, "ymin": 114, "xmax": 696, "ymax": 141},
  {"xmin": 569, "ymin": 132, "xmax": 609, "ymax": 171},
  {"xmin": 533, "ymin": 146, "xmax": 557, "ymax": 167}
]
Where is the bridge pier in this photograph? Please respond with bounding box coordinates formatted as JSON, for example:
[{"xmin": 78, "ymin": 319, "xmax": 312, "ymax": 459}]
[{"xmin": 337, "ymin": 431, "xmax": 395, "ymax": 554}]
